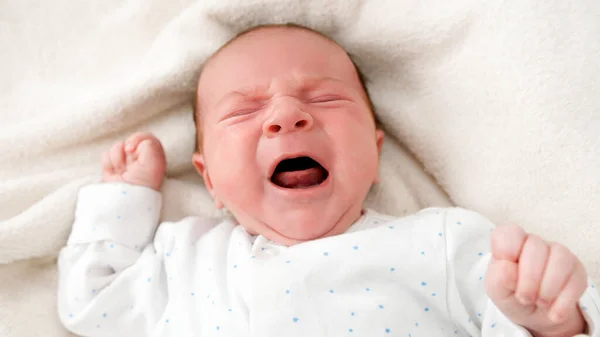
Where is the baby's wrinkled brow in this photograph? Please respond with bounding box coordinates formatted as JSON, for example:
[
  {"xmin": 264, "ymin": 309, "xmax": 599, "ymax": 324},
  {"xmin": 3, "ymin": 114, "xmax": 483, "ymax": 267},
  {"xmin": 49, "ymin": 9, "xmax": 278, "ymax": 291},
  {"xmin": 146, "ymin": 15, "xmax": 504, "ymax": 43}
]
[
  {"xmin": 217, "ymin": 88, "xmax": 270, "ymax": 107},
  {"xmin": 218, "ymin": 76, "xmax": 346, "ymax": 104}
]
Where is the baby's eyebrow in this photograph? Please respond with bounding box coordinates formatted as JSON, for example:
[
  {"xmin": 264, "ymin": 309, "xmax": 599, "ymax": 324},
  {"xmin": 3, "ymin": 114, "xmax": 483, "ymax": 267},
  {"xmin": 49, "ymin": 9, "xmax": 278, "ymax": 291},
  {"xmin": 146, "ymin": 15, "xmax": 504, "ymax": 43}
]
[
  {"xmin": 299, "ymin": 76, "xmax": 344, "ymax": 88},
  {"xmin": 216, "ymin": 87, "xmax": 268, "ymax": 107}
]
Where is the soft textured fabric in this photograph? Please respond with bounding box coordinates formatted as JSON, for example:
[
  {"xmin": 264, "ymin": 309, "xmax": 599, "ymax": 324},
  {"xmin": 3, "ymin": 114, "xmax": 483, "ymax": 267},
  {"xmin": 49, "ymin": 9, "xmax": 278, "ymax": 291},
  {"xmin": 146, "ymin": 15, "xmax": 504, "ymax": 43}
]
[
  {"xmin": 2, "ymin": 1, "xmax": 599, "ymax": 336},
  {"xmin": 57, "ymin": 183, "xmax": 600, "ymax": 337}
]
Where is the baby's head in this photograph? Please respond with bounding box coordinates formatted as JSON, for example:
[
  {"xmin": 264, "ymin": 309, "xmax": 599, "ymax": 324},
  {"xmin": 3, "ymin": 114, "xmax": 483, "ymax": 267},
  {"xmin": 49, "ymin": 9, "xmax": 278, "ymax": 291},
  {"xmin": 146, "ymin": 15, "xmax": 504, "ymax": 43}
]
[{"xmin": 192, "ymin": 24, "xmax": 384, "ymax": 246}]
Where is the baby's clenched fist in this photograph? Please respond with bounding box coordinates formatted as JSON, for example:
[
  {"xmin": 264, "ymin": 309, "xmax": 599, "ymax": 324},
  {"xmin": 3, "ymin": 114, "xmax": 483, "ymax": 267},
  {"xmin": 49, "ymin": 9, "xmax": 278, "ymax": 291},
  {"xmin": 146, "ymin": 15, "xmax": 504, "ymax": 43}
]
[
  {"xmin": 102, "ymin": 132, "xmax": 166, "ymax": 191},
  {"xmin": 485, "ymin": 225, "xmax": 588, "ymax": 337}
]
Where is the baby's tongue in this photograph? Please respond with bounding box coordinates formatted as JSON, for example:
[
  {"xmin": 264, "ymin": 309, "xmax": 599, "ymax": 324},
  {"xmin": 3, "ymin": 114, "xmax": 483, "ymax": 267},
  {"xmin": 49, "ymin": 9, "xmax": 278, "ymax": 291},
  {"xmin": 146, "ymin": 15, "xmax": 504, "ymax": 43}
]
[{"xmin": 272, "ymin": 167, "xmax": 324, "ymax": 188}]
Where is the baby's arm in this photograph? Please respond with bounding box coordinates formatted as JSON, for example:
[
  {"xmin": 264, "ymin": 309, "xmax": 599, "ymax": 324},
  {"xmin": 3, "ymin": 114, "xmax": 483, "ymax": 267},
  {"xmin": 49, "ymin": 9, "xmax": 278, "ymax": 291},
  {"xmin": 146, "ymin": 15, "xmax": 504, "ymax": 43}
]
[
  {"xmin": 58, "ymin": 183, "xmax": 164, "ymax": 336},
  {"xmin": 442, "ymin": 208, "xmax": 600, "ymax": 337},
  {"xmin": 58, "ymin": 133, "xmax": 168, "ymax": 336}
]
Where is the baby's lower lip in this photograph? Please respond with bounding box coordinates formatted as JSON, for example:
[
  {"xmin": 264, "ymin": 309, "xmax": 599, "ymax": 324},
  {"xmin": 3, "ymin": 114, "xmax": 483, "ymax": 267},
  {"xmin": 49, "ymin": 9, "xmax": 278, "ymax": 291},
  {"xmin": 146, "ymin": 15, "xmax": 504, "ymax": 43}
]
[
  {"xmin": 271, "ymin": 167, "xmax": 328, "ymax": 189},
  {"xmin": 268, "ymin": 172, "xmax": 332, "ymax": 196}
]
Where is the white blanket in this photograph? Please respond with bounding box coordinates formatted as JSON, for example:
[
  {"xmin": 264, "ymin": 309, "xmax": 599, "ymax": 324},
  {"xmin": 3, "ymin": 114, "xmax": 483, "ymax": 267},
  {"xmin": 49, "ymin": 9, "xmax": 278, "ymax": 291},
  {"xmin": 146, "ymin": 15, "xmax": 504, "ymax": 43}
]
[{"xmin": 1, "ymin": 0, "xmax": 598, "ymax": 336}]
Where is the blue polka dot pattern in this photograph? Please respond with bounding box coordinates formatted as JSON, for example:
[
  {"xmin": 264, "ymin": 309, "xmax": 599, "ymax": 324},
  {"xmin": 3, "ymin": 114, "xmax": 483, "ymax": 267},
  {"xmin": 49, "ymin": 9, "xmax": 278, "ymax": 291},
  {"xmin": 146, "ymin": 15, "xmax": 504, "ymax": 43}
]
[{"xmin": 62, "ymin": 200, "xmax": 573, "ymax": 335}]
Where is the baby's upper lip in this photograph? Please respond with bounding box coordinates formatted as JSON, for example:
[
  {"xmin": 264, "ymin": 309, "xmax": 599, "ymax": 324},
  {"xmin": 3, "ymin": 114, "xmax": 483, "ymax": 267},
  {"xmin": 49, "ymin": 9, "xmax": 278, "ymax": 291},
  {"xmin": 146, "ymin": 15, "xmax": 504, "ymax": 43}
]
[{"xmin": 267, "ymin": 152, "xmax": 329, "ymax": 178}]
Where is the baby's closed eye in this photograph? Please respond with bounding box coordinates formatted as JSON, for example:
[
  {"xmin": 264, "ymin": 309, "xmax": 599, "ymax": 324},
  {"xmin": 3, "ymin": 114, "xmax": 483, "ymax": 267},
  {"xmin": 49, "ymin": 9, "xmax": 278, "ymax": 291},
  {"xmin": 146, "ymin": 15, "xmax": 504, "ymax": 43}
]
[
  {"xmin": 220, "ymin": 102, "xmax": 265, "ymax": 122},
  {"xmin": 308, "ymin": 95, "xmax": 345, "ymax": 103},
  {"xmin": 227, "ymin": 108, "xmax": 262, "ymax": 118}
]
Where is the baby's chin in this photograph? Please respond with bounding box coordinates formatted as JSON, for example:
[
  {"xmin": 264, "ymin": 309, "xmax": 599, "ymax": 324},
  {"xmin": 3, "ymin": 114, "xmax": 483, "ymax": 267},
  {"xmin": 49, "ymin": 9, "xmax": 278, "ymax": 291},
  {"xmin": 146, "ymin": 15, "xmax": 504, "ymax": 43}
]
[{"xmin": 247, "ymin": 209, "xmax": 359, "ymax": 246}]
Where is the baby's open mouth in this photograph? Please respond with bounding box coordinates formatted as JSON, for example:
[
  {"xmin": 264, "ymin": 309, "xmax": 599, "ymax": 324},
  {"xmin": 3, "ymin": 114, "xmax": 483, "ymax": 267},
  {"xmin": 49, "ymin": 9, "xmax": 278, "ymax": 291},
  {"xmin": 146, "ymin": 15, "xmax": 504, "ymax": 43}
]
[{"xmin": 271, "ymin": 156, "xmax": 329, "ymax": 189}]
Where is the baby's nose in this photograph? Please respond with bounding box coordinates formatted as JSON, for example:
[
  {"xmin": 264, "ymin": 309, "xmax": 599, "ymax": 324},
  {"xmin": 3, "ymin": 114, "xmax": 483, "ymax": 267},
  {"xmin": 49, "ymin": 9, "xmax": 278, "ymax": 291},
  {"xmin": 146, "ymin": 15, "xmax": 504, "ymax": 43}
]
[{"xmin": 263, "ymin": 104, "xmax": 313, "ymax": 137}]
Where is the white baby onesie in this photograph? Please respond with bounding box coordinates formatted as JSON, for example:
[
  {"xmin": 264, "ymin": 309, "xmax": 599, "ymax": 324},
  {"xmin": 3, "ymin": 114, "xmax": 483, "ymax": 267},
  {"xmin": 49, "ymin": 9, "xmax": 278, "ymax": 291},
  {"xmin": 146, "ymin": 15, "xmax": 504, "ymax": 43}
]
[{"xmin": 58, "ymin": 183, "xmax": 600, "ymax": 337}]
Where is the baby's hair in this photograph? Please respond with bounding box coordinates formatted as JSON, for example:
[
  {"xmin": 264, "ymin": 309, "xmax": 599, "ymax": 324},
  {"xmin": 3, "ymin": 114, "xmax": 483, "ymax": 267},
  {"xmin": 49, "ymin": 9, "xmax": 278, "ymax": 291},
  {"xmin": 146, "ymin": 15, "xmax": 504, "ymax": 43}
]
[{"xmin": 193, "ymin": 23, "xmax": 380, "ymax": 152}]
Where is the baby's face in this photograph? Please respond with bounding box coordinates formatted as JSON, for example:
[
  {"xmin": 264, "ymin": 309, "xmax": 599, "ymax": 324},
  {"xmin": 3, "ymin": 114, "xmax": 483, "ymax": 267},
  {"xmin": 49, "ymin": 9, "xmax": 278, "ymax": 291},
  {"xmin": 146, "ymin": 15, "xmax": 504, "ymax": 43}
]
[{"xmin": 194, "ymin": 27, "xmax": 383, "ymax": 245}]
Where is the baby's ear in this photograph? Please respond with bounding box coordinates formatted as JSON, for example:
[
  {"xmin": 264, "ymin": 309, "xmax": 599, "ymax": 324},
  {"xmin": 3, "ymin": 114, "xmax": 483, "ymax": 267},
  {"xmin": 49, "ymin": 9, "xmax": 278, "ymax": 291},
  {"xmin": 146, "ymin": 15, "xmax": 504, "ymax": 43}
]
[
  {"xmin": 374, "ymin": 129, "xmax": 385, "ymax": 184},
  {"xmin": 376, "ymin": 129, "xmax": 384, "ymax": 153},
  {"xmin": 192, "ymin": 153, "xmax": 224, "ymax": 209}
]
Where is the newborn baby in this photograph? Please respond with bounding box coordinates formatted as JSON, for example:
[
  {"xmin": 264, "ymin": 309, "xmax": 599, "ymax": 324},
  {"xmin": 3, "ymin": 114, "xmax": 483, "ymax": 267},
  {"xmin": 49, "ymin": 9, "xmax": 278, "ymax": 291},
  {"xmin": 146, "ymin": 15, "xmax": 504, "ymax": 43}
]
[{"xmin": 58, "ymin": 24, "xmax": 600, "ymax": 337}]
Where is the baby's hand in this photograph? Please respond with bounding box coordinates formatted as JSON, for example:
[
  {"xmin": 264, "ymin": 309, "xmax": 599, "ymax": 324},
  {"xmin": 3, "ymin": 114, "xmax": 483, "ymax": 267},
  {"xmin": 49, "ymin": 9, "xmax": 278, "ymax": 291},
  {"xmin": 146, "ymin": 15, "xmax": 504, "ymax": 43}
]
[
  {"xmin": 102, "ymin": 132, "xmax": 166, "ymax": 191},
  {"xmin": 485, "ymin": 225, "xmax": 587, "ymax": 337}
]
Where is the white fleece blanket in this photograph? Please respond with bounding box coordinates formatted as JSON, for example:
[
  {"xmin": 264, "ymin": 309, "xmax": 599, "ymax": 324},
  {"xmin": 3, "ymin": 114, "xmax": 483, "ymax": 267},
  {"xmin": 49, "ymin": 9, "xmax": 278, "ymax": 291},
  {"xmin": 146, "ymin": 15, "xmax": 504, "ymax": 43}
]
[{"xmin": 1, "ymin": 0, "xmax": 599, "ymax": 336}]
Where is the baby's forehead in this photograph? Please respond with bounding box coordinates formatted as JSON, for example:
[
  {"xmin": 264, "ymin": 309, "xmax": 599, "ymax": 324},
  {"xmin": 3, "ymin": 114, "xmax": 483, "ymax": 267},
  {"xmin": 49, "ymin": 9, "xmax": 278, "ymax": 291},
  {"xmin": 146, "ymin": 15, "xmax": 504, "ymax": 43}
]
[
  {"xmin": 205, "ymin": 26, "xmax": 339, "ymax": 68},
  {"xmin": 194, "ymin": 25, "xmax": 370, "ymax": 125},
  {"xmin": 202, "ymin": 27, "xmax": 352, "ymax": 77}
]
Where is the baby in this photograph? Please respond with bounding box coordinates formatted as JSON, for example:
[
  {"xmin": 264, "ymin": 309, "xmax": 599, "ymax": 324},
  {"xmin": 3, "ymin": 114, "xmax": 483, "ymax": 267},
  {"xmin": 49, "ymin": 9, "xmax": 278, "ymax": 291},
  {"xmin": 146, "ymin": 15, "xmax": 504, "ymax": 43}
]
[{"xmin": 58, "ymin": 24, "xmax": 600, "ymax": 337}]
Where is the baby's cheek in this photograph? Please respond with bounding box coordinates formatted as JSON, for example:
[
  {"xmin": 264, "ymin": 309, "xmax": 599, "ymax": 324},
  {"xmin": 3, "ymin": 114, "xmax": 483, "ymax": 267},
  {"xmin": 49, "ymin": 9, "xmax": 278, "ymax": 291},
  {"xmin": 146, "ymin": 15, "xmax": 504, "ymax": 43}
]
[
  {"xmin": 343, "ymin": 137, "xmax": 379, "ymax": 174},
  {"xmin": 216, "ymin": 167, "xmax": 264, "ymax": 208}
]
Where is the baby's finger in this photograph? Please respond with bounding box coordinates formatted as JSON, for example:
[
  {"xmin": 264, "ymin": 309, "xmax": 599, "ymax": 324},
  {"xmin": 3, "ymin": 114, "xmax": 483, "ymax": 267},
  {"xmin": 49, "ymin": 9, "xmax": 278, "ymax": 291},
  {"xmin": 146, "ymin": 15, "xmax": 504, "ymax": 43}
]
[
  {"xmin": 101, "ymin": 151, "xmax": 109, "ymax": 167},
  {"xmin": 125, "ymin": 132, "xmax": 157, "ymax": 153},
  {"xmin": 101, "ymin": 152, "xmax": 117, "ymax": 182},
  {"xmin": 485, "ymin": 258, "xmax": 518, "ymax": 302},
  {"xmin": 548, "ymin": 261, "xmax": 588, "ymax": 324},
  {"xmin": 109, "ymin": 142, "xmax": 126, "ymax": 170},
  {"xmin": 101, "ymin": 151, "xmax": 113, "ymax": 175},
  {"xmin": 137, "ymin": 138, "xmax": 165, "ymax": 160},
  {"xmin": 490, "ymin": 225, "xmax": 527, "ymax": 262},
  {"xmin": 537, "ymin": 243, "xmax": 575, "ymax": 309},
  {"xmin": 101, "ymin": 151, "xmax": 113, "ymax": 170},
  {"xmin": 515, "ymin": 235, "xmax": 549, "ymax": 306}
]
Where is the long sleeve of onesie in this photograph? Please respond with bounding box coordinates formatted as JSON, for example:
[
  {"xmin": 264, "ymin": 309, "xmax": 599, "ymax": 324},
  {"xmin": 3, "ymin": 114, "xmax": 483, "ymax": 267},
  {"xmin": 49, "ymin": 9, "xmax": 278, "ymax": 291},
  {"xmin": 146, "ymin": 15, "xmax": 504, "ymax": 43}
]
[
  {"xmin": 443, "ymin": 208, "xmax": 600, "ymax": 337},
  {"xmin": 57, "ymin": 183, "xmax": 167, "ymax": 337}
]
